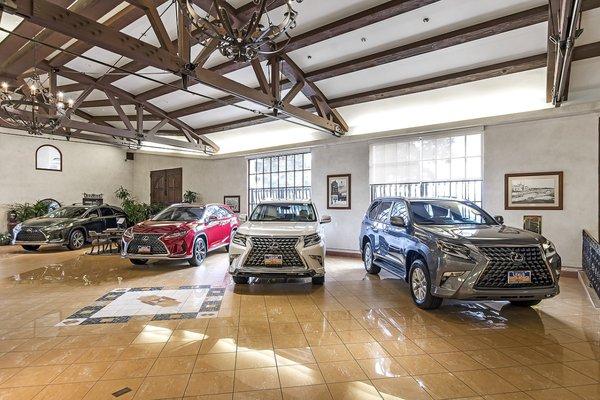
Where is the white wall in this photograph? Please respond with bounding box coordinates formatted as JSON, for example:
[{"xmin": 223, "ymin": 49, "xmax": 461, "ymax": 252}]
[
  {"xmin": 0, "ymin": 130, "xmax": 133, "ymax": 232},
  {"xmin": 483, "ymin": 114, "xmax": 599, "ymax": 267}
]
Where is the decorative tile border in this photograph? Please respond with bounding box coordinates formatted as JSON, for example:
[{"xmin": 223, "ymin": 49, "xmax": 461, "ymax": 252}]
[{"xmin": 56, "ymin": 285, "xmax": 224, "ymax": 326}]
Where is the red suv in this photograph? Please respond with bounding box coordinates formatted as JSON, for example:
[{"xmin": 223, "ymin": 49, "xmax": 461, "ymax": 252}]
[{"xmin": 121, "ymin": 203, "xmax": 239, "ymax": 266}]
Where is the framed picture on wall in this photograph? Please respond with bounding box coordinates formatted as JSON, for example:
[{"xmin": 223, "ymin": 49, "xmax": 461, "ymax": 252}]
[
  {"xmin": 523, "ymin": 215, "xmax": 543, "ymax": 234},
  {"xmin": 327, "ymin": 174, "xmax": 351, "ymax": 209},
  {"xmin": 224, "ymin": 195, "xmax": 241, "ymax": 213},
  {"xmin": 505, "ymin": 171, "xmax": 563, "ymax": 210}
]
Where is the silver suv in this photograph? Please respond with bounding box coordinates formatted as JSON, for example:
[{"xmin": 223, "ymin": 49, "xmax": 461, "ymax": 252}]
[{"xmin": 359, "ymin": 198, "xmax": 561, "ymax": 309}]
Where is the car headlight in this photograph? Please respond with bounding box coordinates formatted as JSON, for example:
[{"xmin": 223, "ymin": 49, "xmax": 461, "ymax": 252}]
[
  {"xmin": 232, "ymin": 232, "xmax": 247, "ymax": 246},
  {"xmin": 437, "ymin": 240, "xmax": 472, "ymax": 260},
  {"xmin": 542, "ymin": 239, "xmax": 556, "ymax": 256},
  {"xmin": 163, "ymin": 230, "xmax": 189, "ymax": 240},
  {"xmin": 13, "ymin": 223, "xmax": 22, "ymax": 233},
  {"xmin": 123, "ymin": 228, "xmax": 134, "ymax": 240},
  {"xmin": 304, "ymin": 233, "xmax": 322, "ymax": 247}
]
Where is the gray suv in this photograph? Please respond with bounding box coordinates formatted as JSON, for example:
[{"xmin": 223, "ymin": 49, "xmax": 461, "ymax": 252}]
[{"xmin": 359, "ymin": 198, "xmax": 561, "ymax": 309}]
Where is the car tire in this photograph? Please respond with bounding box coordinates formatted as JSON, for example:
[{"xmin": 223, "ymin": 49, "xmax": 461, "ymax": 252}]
[
  {"xmin": 312, "ymin": 276, "xmax": 325, "ymax": 285},
  {"xmin": 363, "ymin": 242, "xmax": 381, "ymax": 274},
  {"xmin": 130, "ymin": 259, "xmax": 148, "ymax": 265},
  {"xmin": 67, "ymin": 229, "xmax": 85, "ymax": 250},
  {"xmin": 509, "ymin": 299, "xmax": 542, "ymax": 307},
  {"xmin": 22, "ymin": 245, "xmax": 40, "ymax": 251},
  {"xmin": 188, "ymin": 237, "xmax": 207, "ymax": 266},
  {"xmin": 409, "ymin": 259, "xmax": 443, "ymax": 310},
  {"xmin": 233, "ymin": 276, "xmax": 249, "ymax": 284}
]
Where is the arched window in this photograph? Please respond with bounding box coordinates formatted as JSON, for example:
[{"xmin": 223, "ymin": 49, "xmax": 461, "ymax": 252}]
[{"xmin": 36, "ymin": 145, "xmax": 62, "ymax": 171}]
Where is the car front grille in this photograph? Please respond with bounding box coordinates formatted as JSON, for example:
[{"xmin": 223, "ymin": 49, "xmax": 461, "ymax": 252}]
[
  {"xmin": 16, "ymin": 228, "xmax": 46, "ymax": 242},
  {"xmin": 244, "ymin": 237, "xmax": 303, "ymax": 268},
  {"xmin": 475, "ymin": 246, "xmax": 554, "ymax": 289},
  {"xmin": 128, "ymin": 234, "xmax": 168, "ymax": 255}
]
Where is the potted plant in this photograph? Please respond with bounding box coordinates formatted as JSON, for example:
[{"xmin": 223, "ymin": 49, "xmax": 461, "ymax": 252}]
[{"xmin": 183, "ymin": 190, "xmax": 200, "ymax": 204}]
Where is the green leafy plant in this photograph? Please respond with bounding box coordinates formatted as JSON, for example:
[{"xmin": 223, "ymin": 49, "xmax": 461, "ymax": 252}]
[
  {"xmin": 10, "ymin": 200, "xmax": 50, "ymax": 222},
  {"xmin": 183, "ymin": 190, "xmax": 199, "ymax": 204},
  {"xmin": 0, "ymin": 232, "xmax": 11, "ymax": 246},
  {"xmin": 114, "ymin": 186, "xmax": 164, "ymax": 224}
]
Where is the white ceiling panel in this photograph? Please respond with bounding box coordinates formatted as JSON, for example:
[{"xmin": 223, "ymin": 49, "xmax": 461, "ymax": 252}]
[
  {"xmin": 65, "ymin": 47, "xmax": 133, "ymax": 76},
  {"xmin": 180, "ymin": 105, "xmax": 257, "ymax": 129},
  {"xmin": 315, "ymin": 23, "xmax": 547, "ymax": 99},
  {"xmin": 580, "ymin": 8, "xmax": 600, "ymax": 45}
]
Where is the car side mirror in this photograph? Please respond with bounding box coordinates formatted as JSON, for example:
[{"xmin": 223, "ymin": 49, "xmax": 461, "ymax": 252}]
[
  {"xmin": 390, "ymin": 216, "xmax": 406, "ymax": 228},
  {"xmin": 494, "ymin": 215, "xmax": 504, "ymax": 225},
  {"xmin": 238, "ymin": 214, "xmax": 248, "ymax": 222},
  {"xmin": 208, "ymin": 215, "xmax": 218, "ymax": 222},
  {"xmin": 320, "ymin": 215, "xmax": 332, "ymax": 224}
]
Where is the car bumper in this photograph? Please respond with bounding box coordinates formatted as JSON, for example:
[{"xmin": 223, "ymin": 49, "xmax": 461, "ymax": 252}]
[
  {"xmin": 228, "ymin": 239, "xmax": 325, "ymax": 278},
  {"xmin": 13, "ymin": 239, "xmax": 66, "ymax": 246},
  {"xmin": 430, "ymin": 250, "xmax": 561, "ymax": 301}
]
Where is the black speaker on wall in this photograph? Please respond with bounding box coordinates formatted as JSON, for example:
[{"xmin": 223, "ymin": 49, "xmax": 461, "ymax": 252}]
[{"xmin": 126, "ymin": 152, "xmax": 135, "ymax": 161}]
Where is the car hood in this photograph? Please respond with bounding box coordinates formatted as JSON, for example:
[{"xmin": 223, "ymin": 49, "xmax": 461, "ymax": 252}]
[
  {"xmin": 132, "ymin": 220, "xmax": 195, "ymax": 234},
  {"xmin": 418, "ymin": 224, "xmax": 544, "ymax": 246},
  {"xmin": 21, "ymin": 218, "xmax": 76, "ymax": 229},
  {"xmin": 238, "ymin": 221, "xmax": 318, "ymax": 237}
]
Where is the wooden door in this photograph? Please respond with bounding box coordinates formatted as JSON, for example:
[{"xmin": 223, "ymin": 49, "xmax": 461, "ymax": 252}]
[{"xmin": 150, "ymin": 168, "xmax": 182, "ymax": 205}]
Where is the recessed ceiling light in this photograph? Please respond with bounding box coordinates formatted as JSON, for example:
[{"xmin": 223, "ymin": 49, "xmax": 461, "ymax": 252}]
[
  {"xmin": 423, "ymin": 17, "xmax": 430, "ymax": 23},
  {"xmin": 307, "ymin": 55, "xmax": 312, "ymax": 59},
  {"xmin": 361, "ymin": 37, "xmax": 367, "ymax": 43}
]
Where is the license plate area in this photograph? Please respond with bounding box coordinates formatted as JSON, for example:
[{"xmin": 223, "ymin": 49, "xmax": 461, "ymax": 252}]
[
  {"xmin": 264, "ymin": 254, "xmax": 283, "ymax": 266},
  {"xmin": 507, "ymin": 270, "xmax": 531, "ymax": 284},
  {"xmin": 138, "ymin": 245, "xmax": 151, "ymax": 254}
]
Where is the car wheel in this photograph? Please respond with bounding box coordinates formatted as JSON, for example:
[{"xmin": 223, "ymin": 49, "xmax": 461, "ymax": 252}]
[
  {"xmin": 363, "ymin": 242, "xmax": 381, "ymax": 274},
  {"xmin": 67, "ymin": 229, "xmax": 85, "ymax": 250},
  {"xmin": 130, "ymin": 259, "xmax": 148, "ymax": 265},
  {"xmin": 22, "ymin": 245, "xmax": 40, "ymax": 251},
  {"xmin": 409, "ymin": 259, "xmax": 443, "ymax": 310},
  {"xmin": 509, "ymin": 299, "xmax": 542, "ymax": 307},
  {"xmin": 312, "ymin": 276, "xmax": 325, "ymax": 285},
  {"xmin": 233, "ymin": 276, "xmax": 249, "ymax": 284},
  {"xmin": 188, "ymin": 237, "xmax": 207, "ymax": 266}
]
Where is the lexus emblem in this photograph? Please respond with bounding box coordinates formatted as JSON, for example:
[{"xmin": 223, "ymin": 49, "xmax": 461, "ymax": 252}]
[
  {"xmin": 267, "ymin": 240, "xmax": 280, "ymax": 252},
  {"xmin": 509, "ymin": 252, "xmax": 524, "ymax": 263},
  {"xmin": 142, "ymin": 236, "xmax": 149, "ymax": 242}
]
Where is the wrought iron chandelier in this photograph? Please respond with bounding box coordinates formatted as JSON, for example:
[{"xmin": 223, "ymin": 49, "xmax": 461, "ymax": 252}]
[
  {"xmin": 179, "ymin": 0, "xmax": 300, "ymax": 63},
  {"xmin": 0, "ymin": 72, "xmax": 74, "ymax": 135}
]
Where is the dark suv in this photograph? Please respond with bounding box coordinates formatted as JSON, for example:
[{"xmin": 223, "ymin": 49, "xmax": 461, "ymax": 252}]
[
  {"xmin": 13, "ymin": 204, "xmax": 128, "ymax": 251},
  {"xmin": 359, "ymin": 197, "xmax": 561, "ymax": 309}
]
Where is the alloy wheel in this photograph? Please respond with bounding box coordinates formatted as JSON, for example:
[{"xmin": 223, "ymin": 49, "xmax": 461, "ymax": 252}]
[
  {"xmin": 411, "ymin": 267, "xmax": 427, "ymax": 303},
  {"xmin": 196, "ymin": 239, "xmax": 207, "ymax": 262},
  {"xmin": 72, "ymin": 231, "xmax": 85, "ymax": 249},
  {"xmin": 364, "ymin": 244, "xmax": 373, "ymax": 269}
]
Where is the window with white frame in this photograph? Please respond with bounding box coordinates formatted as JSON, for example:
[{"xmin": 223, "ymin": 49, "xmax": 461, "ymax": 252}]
[
  {"xmin": 248, "ymin": 152, "xmax": 311, "ymax": 212},
  {"xmin": 369, "ymin": 131, "xmax": 483, "ymax": 205}
]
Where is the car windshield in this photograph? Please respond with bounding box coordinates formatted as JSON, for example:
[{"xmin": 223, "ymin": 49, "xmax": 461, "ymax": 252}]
[
  {"xmin": 250, "ymin": 203, "xmax": 317, "ymax": 222},
  {"xmin": 152, "ymin": 206, "xmax": 205, "ymax": 221},
  {"xmin": 410, "ymin": 200, "xmax": 496, "ymax": 225},
  {"xmin": 45, "ymin": 207, "xmax": 89, "ymax": 219}
]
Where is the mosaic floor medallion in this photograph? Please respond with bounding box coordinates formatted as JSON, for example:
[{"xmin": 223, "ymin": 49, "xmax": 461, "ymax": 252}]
[{"xmin": 56, "ymin": 285, "xmax": 225, "ymax": 326}]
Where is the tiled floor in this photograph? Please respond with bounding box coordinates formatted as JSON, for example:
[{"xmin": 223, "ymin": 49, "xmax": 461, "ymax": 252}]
[{"xmin": 0, "ymin": 245, "xmax": 599, "ymax": 399}]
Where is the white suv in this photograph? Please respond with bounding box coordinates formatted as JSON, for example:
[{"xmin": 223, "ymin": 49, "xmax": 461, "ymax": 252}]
[{"xmin": 228, "ymin": 200, "xmax": 331, "ymax": 285}]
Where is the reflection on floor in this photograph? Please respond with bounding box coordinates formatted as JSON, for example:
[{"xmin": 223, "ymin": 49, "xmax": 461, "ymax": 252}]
[{"xmin": 0, "ymin": 244, "xmax": 599, "ymax": 400}]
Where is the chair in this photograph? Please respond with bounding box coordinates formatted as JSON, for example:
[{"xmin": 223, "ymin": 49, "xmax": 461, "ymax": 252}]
[
  {"xmin": 89, "ymin": 231, "xmax": 110, "ymax": 255},
  {"xmin": 116, "ymin": 217, "xmax": 126, "ymax": 229}
]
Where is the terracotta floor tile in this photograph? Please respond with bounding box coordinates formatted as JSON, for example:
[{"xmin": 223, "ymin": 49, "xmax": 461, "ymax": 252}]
[
  {"xmin": 318, "ymin": 360, "xmax": 367, "ymax": 383},
  {"xmin": 53, "ymin": 362, "xmax": 112, "ymax": 383},
  {"xmin": 395, "ymin": 354, "xmax": 447, "ymax": 375},
  {"xmin": 272, "ymin": 334, "xmax": 309, "ymax": 349},
  {"xmin": 465, "ymin": 349, "xmax": 521, "ymax": 369},
  {"xmin": 0, "ymin": 386, "xmax": 45, "ymax": 400},
  {"xmin": 327, "ymin": 380, "xmax": 382, "ymax": 400},
  {"xmin": 236, "ymin": 336, "xmax": 272, "ymax": 352},
  {"xmin": 278, "ymin": 363, "xmax": 325, "ymax": 387},
  {"xmin": 454, "ymin": 369, "xmax": 518, "ymax": 395},
  {"xmin": 311, "ymin": 345, "xmax": 354, "ymax": 363},
  {"xmin": 414, "ymin": 372, "xmax": 477, "ymax": 399},
  {"xmin": 234, "ymin": 367, "xmax": 279, "ymax": 391},
  {"xmin": 492, "ymin": 366, "xmax": 560, "ymax": 391},
  {"xmin": 32, "ymin": 382, "xmax": 94, "ymax": 400},
  {"xmin": 236, "ymin": 350, "xmax": 276, "ymax": 369},
  {"xmin": 345, "ymin": 342, "xmax": 389, "ymax": 360},
  {"xmin": 0, "ymin": 365, "xmax": 68, "ymax": 388},
  {"xmin": 356, "ymin": 357, "xmax": 409, "ymax": 379},
  {"xmin": 194, "ymin": 353, "xmax": 236, "ymax": 372},
  {"xmin": 148, "ymin": 356, "xmax": 195, "ymax": 376},
  {"xmin": 281, "ymin": 384, "xmax": 332, "ymax": 400},
  {"xmin": 117, "ymin": 344, "xmax": 165, "ymax": 360},
  {"xmin": 306, "ymin": 332, "xmax": 343, "ymax": 347},
  {"xmin": 83, "ymin": 378, "xmax": 144, "ymax": 400},
  {"xmin": 102, "ymin": 359, "xmax": 155, "ymax": 380},
  {"xmin": 412, "ymin": 337, "xmax": 459, "ymax": 354},
  {"xmin": 372, "ymin": 377, "xmax": 432, "ymax": 400},
  {"xmin": 564, "ymin": 359, "xmax": 600, "ymax": 380},
  {"xmin": 75, "ymin": 346, "xmax": 125, "ymax": 363},
  {"xmin": 160, "ymin": 341, "xmax": 202, "ymax": 357},
  {"xmin": 133, "ymin": 374, "xmax": 189, "ymax": 399},
  {"xmin": 529, "ymin": 363, "xmax": 597, "ymax": 386},
  {"xmin": 378, "ymin": 339, "xmax": 424, "ymax": 357},
  {"xmin": 185, "ymin": 371, "xmax": 235, "ymax": 396},
  {"xmin": 337, "ymin": 330, "xmax": 375, "ymax": 344},
  {"xmin": 526, "ymin": 387, "xmax": 584, "ymax": 400},
  {"xmin": 0, "ymin": 351, "xmax": 46, "ymax": 368},
  {"xmin": 431, "ymin": 352, "xmax": 486, "ymax": 372},
  {"xmin": 274, "ymin": 348, "xmax": 316, "ymax": 366},
  {"xmin": 233, "ymin": 388, "xmax": 282, "ymax": 399}
]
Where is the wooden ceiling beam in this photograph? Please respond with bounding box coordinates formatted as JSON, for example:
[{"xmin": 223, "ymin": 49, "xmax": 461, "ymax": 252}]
[
  {"xmin": 125, "ymin": 0, "xmax": 176, "ymax": 54},
  {"xmin": 193, "ymin": 40, "xmax": 600, "ymax": 134},
  {"xmin": 5, "ymin": 0, "xmax": 342, "ymax": 134}
]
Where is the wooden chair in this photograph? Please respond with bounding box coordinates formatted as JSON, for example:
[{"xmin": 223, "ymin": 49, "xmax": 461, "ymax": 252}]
[{"xmin": 89, "ymin": 231, "xmax": 110, "ymax": 254}]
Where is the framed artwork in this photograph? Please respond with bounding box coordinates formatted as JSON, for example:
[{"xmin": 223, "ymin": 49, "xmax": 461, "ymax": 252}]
[
  {"xmin": 224, "ymin": 195, "xmax": 241, "ymax": 213},
  {"xmin": 523, "ymin": 215, "xmax": 542, "ymax": 234},
  {"xmin": 505, "ymin": 172, "xmax": 563, "ymax": 210},
  {"xmin": 327, "ymin": 174, "xmax": 351, "ymax": 209}
]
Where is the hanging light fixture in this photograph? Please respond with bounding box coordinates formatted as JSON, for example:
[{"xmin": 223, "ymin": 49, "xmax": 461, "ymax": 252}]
[{"xmin": 178, "ymin": 0, "xmax": 300, "ymax": 63}]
